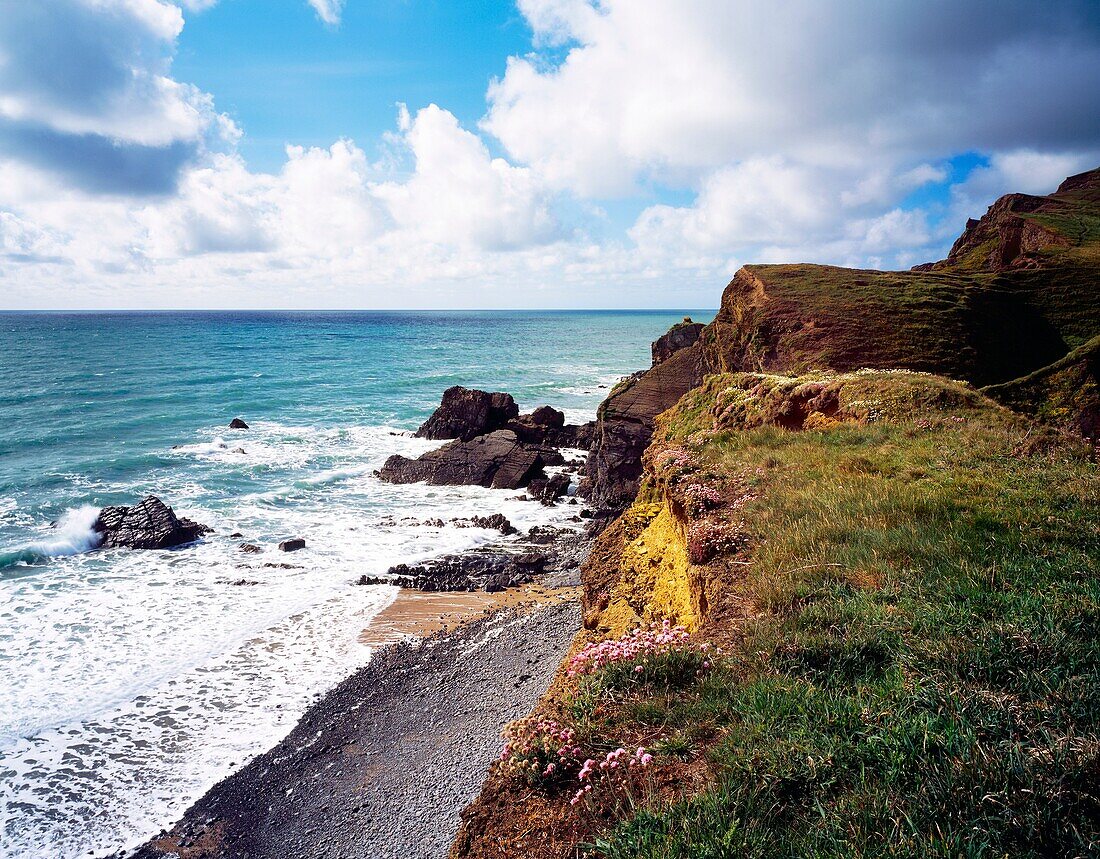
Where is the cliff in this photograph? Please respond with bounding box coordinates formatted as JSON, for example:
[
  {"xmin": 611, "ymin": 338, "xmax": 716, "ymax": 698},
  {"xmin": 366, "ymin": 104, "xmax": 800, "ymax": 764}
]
[
  {"xmin": 453, "ymin": 168, "xmax": 1100, "ymax": 858},
  {"xmin": 586, "ymin": 169, "xmax": 1100, "ymax": 508},
  {"xmin": 454, "ymin": 369, "xmax": 1099, "ymax": 859}
]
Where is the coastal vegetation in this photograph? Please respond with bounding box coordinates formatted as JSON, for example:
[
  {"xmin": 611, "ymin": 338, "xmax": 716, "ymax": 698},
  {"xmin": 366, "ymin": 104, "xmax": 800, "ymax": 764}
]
[{"xmin": 453, "ymin": 170, "xmax": 1100, "ymax": 858}]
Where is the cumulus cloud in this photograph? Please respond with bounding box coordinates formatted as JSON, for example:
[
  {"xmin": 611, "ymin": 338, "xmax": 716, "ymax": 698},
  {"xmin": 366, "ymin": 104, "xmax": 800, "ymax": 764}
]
[
  {"xmin": 0, "ymin": 0, "xmax": 237, "ymax": 195},
  {"xmin": 489, "ymin": 0, "xmax": 1100, "ymax": 195},
  {"xmin": 484, "ymin": 0, "xmax": 1100, "ymax": 274},
  {"xmin": 2, "ymin": 0, "xmax": 1099, "ymax": 308},
  {"xmin": 374, "ymin": 105, "xmax": 561, "ymax": 250}
]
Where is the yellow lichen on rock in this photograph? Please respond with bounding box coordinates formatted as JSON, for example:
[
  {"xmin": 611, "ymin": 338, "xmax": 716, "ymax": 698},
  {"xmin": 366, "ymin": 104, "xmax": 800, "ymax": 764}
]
[{"xmin": 598, "ymin": 500, "xmax": 702, "ymax": 636}]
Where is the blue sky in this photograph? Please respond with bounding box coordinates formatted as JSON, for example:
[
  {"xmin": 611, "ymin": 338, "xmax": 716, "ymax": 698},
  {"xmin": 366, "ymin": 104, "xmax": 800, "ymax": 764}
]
[
  {"xmin": 0, "ymin": 0, "xmax": 1098, "ymax": 309},
  {"xmin": 174, "ymin": 1, "xmax": 532, "ymax": 173}
]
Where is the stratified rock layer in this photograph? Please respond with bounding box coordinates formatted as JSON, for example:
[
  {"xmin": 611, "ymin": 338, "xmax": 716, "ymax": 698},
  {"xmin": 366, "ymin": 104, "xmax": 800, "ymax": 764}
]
[
  {"xmin": 380, "ymin": 430, "xmax": 548, "ymax": 489},
  {"xmin": 414, "ymin": 387, "xmax": 519, "ymax": 442},
  {"xmin": 584, "ymin": 168, "xmax": 1100, "ymax": 509},
  {"xmin": 93, "ymin": 496, "xmax": 211, "ymax": 550}
]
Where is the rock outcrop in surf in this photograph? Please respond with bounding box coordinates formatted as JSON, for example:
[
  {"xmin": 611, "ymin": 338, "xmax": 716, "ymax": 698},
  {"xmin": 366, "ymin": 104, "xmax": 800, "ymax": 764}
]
[
  {"xmin": 93, "ymin": 496, "xmax": 211, "ymax": 550},
  {"xmin": 381, "ymin": 388, "xmax": 592, "ymax": 491}
]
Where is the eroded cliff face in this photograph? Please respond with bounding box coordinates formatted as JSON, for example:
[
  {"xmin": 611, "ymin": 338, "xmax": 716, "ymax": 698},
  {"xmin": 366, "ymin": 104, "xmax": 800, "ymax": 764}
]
[
  {"xmin": 583, "ymin": 169, "xmax": 1100, "ymax": 510},
  {"xmin": 582, "ymin": 334, "xmax": 705, "ymax": 509}
]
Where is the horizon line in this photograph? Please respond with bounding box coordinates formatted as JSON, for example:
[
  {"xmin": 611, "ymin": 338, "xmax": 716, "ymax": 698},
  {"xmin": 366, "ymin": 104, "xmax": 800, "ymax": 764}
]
[{"xmin": 0, "ymin": 307, "xmax": 718, "ymax": 314}]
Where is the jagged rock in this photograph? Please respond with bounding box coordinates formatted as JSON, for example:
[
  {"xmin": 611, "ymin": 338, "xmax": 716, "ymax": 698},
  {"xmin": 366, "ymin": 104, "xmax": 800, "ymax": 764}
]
[
  {"xmin": 451, "ymin": 514, "xmax": 518, "ymax": 535},
  {"xmin": 379, "ymin": 430, "xmax": 547, "ymax": 489},
  {"xmin": 584, "ymin": 343, "xmax": 704, "ymax": 508},
  {"xmin": 505, "ymin": 409, "xmax": 592, "ymax": 449},
  {"xmin": 239, "ymin": 543, "xmax": 262, "ymax": 554},
  {"xmin": 527, "ymin": 473, "xmax": 571, "ymax": 505},
  {"xmin": 652, "ymin": 318, "xmax": 705, "ymax": 365},
  {"xmin": 94, "ymin": 496, "xmax": 212, "ymax": 550},
  {"xmin": 363, "ymin": 549, "xmax": 546, "ymax": 592},
  {"xmin": 530, "ymin": 405, "xmax": 565, "ymax": 427},
  {"xmin": 278, "ymin": 538, "xmax": 306, "ymax": 552},
  {"xmin": 415, "ymin": 387, "xmax": 519, "ymax": 441},
  {"xmin": 229, "ymin": 418, "xmax": 249, "ymax": 429}
]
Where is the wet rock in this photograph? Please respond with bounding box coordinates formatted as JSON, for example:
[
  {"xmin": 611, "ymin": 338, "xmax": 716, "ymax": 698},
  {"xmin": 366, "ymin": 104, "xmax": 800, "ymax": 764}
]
[
  {"xmin": 450, "ymin": 514, "xmax": 517, "ymax": 535},
  {"xmin": 366, "ymin": 549, "xmax": 546, "ymax": 592},
  {"xmin": 229, "ymin": 418, "xmax": 249, "ymax": 429},
  {"xmin": 239, "ymin": 543, "xmax": 262, "ymax": 554},
  {"xmin": 278, "ymin": 538, "xmax": 306, "ymax": 552},
  {"xmin": 584, "ymin": 342, "xmax": 704, "ymax": 509},
  {"xmin": 527, "ymin": 473, "xmax": 571, "ymax": 505},
  {"xmin": 93, "ymin": 496, "xmax": 212, "ymax": 550},
  {"xmin": 415, "ymin": 387, "xmax": 519, "ymax": 442},
  {"xmin": 378, "ymin": 430, "xmax": 547, "ymax": 490}
]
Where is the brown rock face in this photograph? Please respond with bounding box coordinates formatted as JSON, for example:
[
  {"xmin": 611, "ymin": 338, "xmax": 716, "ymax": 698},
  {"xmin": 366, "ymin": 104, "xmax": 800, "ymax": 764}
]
[
  {"xmin": 583, "ymin": 166, "xmax": 1100, "ymax": 510},
  {"xmin": 414, "ymin": 386, "xmax": 519, "ymax": 442},
  {"xmin": 652, "ymin": 319, "xmax": 704, "ymax": 365},
  {"xmin": 919, "ymin": 167, "xmax": 1100, "ymax": 273},
  {"xmin": 93, "ymin": 496, "xmax": 211, "ymax": 550},
  {"xmin": 933, "ymin": 193, "xmax": 1067, "ymax": 272},
  {"xmin": 584, "ymin": 340, "xmax": 705, "ymax": 508},
  {"xmin": 379, "ymin": 429, "xmax": 548, "ymax": 489}
]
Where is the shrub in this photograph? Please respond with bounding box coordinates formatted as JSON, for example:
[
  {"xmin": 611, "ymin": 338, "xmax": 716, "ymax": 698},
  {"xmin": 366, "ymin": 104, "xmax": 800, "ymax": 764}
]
[
  {"xmin": 569, "ymin": 621, "xmax": 716, "ymax": 693},
  {"xmin": 498, "ymin": 717, "xmax": 583, "ymax": 788},
  {"xmin": 687, "ymin": 520, "xmax": 744, "ymax": 564},
  {"xmin": 571, "ymin": 747, "xmax": 654, "ymax": 809}
]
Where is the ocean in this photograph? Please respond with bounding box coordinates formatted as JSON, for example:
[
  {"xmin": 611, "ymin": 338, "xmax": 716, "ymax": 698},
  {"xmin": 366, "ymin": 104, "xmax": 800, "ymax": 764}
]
[{"xmin": 0, "ymin": 309, "xmax": 707, "ymax": 858}]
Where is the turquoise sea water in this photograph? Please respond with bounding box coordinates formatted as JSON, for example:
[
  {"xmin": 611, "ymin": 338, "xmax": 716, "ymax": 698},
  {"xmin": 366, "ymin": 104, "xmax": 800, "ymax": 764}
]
[{"xmin": 0, "ymin": 310, "xmax": 707, "ymax": 858}]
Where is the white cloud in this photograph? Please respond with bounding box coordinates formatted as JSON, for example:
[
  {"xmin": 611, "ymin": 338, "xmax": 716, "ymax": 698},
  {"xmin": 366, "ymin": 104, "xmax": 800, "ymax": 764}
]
[
  {"xmin": 1, "ymin": 0, "xmax": 1099, "ymax": 308},
  {"xmin": 373, "ymin": 105, "xmax": 561, "ymax": 250},
  {"xmin": 307, "ymin": 0, "xmax": 345, "ymax": 26},
  {"xmin": 488, "ymin": 0, "xmax": 1100, "ymax": 197},
  {"xmin": 0, "ymin": 0, "xmax": 236, "ymax": 194}
]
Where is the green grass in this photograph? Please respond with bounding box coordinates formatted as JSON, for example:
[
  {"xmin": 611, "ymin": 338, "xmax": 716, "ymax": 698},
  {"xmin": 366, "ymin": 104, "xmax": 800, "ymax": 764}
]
[{"xmin": 588, "ymin": 373, "xmax": 1100, "ymax": 858}]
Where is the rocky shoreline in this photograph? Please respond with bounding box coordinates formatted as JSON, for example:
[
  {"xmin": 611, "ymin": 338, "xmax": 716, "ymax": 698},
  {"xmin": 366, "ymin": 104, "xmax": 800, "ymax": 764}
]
[
  {"xmin": 122, "ymin": 328, "xmax": 709, "ymax": 858},
  {"xmin": 131, "ymin": 597, "xmax": 581, "ymax": 859}
]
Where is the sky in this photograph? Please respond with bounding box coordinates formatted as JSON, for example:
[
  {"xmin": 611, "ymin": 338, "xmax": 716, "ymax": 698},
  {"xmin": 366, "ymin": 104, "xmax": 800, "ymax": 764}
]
[{"xmin": 1, "ymin": 0, "xmax": 1099, "ymax": 309}]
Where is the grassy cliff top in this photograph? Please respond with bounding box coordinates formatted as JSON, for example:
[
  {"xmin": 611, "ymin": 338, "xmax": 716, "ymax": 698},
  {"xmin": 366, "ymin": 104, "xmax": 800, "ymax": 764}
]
[
  {"xmin": 700, "ymin": 168, "xmax": 1100, "ymax": 389},
  {"xmin": 594, "ymin": 370, "xmax": 1100, "ymax": 857}
]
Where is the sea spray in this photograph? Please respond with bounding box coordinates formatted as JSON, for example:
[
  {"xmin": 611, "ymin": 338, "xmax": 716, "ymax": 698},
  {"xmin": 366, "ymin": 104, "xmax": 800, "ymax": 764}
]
[{"xmin": 0, "ymin": 505, "xmax": 102, "ymax": 570}]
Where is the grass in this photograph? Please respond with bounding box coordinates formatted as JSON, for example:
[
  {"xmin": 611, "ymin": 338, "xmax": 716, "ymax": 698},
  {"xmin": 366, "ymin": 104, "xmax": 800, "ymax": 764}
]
[{"xmin": 586, "ymin": 372, "xmax": 1100, "ymax": 858}]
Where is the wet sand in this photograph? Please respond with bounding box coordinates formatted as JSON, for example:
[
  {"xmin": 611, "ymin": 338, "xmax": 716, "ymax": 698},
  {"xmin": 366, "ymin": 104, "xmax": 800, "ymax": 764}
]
[{"xmin": 356, "ymin": 583, "xmax": 580, "ymax": 648}]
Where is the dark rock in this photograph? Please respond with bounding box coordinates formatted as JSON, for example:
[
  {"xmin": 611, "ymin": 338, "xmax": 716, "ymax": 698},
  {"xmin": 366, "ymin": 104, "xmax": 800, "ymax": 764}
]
[
  {"xmin": 530, "ymin": 405, "xmax": 565, "ymax": 427},
  {"xmin": 93, "ymin": 496, "xmax": 212, "ymax": 550},
  {"xmin": 372, "ymin": 549, "xmax": 543, "ymax": 592},
  {"xmin": 584, "ymin": 343, "xmax": 704, "ymax": 508},
  {"xmin": 451, "ymin": 514, "xmax": 517, "ymax": 535},
  {"xmin": 652, "ymin": 319, "xmax": 705, "ymax": 365},
  {"xmin": 414, "ymin": 387, "xmax": 519, "ymax": 442},
  {"xmin": 278, "ymin": 538, "xmax": 306, "ymax": 552},
  {"xmin": 527, "ymin": 473, "xmax": 570, "ymax": 505},
  {"xmin": 229, "ymin": 418, "xmax": 249, "ymax": 429},
  {"xmin": 239, "ymin": 543, "xmax": 262, "ymax": 554},
  {"xmin": 525, "ymin": 525, "xmax": 569, "ymax": 544},
  {"xmin": 229, "ymin": 531, "xmax": 244, "ymax": 538},
  {"xmin": 378, "ymin": 430, "xmax": 547, "ymax": 490}
]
